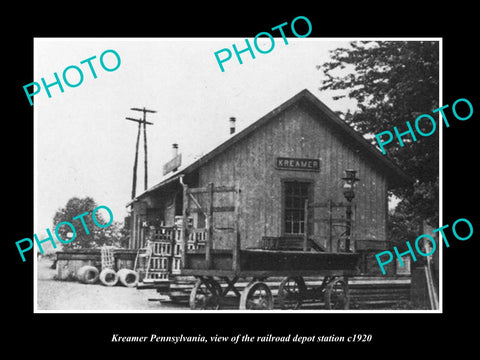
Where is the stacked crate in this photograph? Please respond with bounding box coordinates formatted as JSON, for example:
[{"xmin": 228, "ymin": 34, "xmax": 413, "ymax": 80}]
[
  {"xmin": 189, "ymin": 229, "xmax": 207, "ymax": 250},
  {"xmin": 171, "ymin": 228, "xmax": 183, "ymax": 275},
  {"xmin": 146, "ymin": 227, "xmax": 175, "ymax": 281},
  {"xmin": 171, "ymin": 228, "xmax": 207, "ymax": 275},
  {"xmin": 141, "ymin": 220, "xmax": 208, "ymax": 280}
]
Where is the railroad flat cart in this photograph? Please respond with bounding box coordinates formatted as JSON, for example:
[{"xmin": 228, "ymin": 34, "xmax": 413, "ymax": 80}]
[
  {"xmin": 179, "ymin": 180, "xmax": 361, "ymax": 310},
  {"xmin": 182, "ymin": 249, "xmax": 360, "ymax": 310}
]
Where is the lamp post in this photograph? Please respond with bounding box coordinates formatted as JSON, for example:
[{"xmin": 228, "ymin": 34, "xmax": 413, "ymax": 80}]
[{"xmin": 342, "ymin": 169, "xmax": 359, "ymax": 252}]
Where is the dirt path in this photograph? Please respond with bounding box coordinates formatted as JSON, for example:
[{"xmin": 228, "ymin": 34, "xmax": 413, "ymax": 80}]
[{"xmin": 36, "ymin": 257, "xmax": 184, "ymax": 311}]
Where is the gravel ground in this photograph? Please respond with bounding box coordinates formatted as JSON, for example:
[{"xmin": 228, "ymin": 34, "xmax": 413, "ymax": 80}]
[{"xmin": 36, "ymin": 256, "xmax": 184, "ymax": 311}]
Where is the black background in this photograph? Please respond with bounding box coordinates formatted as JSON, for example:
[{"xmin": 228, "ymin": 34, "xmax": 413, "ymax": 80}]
[{"xmin": 6, "ymin": 4, "xmax": 478, "ymax": 355}]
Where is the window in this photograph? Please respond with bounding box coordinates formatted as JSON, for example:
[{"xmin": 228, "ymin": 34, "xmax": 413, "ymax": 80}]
[{"xmin": 284, "ymin": 181, "xmax": 310, "ymax": 235}]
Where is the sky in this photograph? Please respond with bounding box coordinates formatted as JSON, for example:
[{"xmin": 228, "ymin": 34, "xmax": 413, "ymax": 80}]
[{"xmin": 34, "ymin": 38, "xmax": 359, "ymax": 235}]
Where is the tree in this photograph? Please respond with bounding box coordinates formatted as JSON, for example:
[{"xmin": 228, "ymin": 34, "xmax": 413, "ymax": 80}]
[
  {"xmin": 318, "ymin": 41, "xmax": 439, "ymax": 226},
  {"xmin": 387, "ymin": 201, "xmax": 421, "ymax": 250},
  {"xmin": 53, "ymin": 196, "xmax": 126, "ymax": 250}
]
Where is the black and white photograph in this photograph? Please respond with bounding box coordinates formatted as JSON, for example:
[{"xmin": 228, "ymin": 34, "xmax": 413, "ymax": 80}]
[{"xmin": 32, "ymin": 37, "xmax": 441, "ymax": 313}]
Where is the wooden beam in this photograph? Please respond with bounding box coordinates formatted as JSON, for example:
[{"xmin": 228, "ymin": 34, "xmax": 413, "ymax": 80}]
[
  {"xmin": 205, "ymin": 183, "xmax": 214, "ymax": 269},
  {"xmin": 180, "ymin": 269, "xmax": 356, "ymax": 277},
  {"xmin": 220, "ymin": 276, "xmax": 241, "ymax": 298},
  {"xmin": 189, "ymin": 185, "xmax": 237, "ymax": 194},
  {"xmin": 232, "ymin": 188, "xmax": 241, "ymax": 272},
  {"xmin": 125, "ymin": 117, "xmax": 153, "ymax": 125},
  {"xmin": 187, "ymin": 187, "xmax": 209, "ymax": 194},
  {"xmin": 328, "ymin": 199, "xmax": 333, "ymax": 252},
  {"xmin": 188, "ymin": 193, "xmax": 204, "ymax": 214},
  {"xmin": 131, "ymin": 107, "xmax": 157, "ymax": 114},
  {"xmin": 143, "ymin": 115, "xmax": 148, "ymax": 190},
  {"xmin": 131, "ymin": 122, "xmax": 141, "ymax": 199},
  {"xmin": 181, "ymin": 180, "xmax": 189, "ymax": 269},
  {"xmin": 303, "ymin": 199, "xmax": 308, "ymax": 252},
  {"xmin": 214, "ymin": 185, "xmax": 237, "ymax": 193},
  {"xmin": 190, "ymin": 206, "xmax": 235, "ymax": 213}
]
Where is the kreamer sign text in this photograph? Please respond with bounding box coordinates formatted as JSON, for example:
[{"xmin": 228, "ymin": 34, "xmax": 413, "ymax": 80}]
[{"xmin": 276, "ymin": 157, "xmax": 320, "ymax": 171}]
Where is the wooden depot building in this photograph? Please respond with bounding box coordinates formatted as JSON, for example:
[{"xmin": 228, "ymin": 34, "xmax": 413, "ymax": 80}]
[{"xmin": 126, "ymin": 89, "xmax": 411, "ymax": 281}]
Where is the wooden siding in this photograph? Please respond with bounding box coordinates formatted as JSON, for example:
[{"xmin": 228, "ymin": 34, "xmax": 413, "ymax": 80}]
[{"xmin": 197, "ymin": 104, "xmax": 388, "ymax": 250}]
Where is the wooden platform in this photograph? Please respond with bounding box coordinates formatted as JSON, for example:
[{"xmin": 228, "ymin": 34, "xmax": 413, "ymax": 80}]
[{"xmin": 182, "ymin": 249, "xmax": 360, "ymax": 276}]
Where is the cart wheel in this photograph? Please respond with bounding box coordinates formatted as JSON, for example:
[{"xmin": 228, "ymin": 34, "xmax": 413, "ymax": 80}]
[
  {"xmin": 277, "ymin": 276, "xmax": 306, "ymax": 310},
  {"xmin": 240, "ymin": 281, "xmax": 274, "ymax": 310},
  {"xmin": 325, "ymin": 278, "xmax": 349, "ymax": 310},
  {"xmin": 189, "ymin": 278, "xmax": 221, "ymax": 310}
]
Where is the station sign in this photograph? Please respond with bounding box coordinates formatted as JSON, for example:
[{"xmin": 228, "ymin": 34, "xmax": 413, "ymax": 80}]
[
  {"xmin": 276, "ymin": 157, "xmax": 320, "ymax": 171},
  {"xmin": 163, "ymin": 154, "xmax": 182, "ymax": 175}
]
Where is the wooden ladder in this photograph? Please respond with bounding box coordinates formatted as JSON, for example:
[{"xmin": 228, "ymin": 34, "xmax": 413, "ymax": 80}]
[
  {"xmin": 101, "ymin": 246, "xmax": 115, "ymax": 270},
  {"xmin": 134, "ymin": 241, "xmax": 153, "ymax": 280}
]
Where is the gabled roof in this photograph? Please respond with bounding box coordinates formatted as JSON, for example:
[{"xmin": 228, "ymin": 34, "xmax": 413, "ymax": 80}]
[{"xmin": 127, "ymin": 89, "xmax": 412, "ymax": 206}]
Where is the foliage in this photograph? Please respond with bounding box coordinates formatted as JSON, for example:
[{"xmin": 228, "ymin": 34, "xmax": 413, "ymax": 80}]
[
  {"xmin": 53, "ymin": 197, "xmax": 127, "ymax": 250},
  {"xmin": 318, "ymin": 41, "xmax": 439, "ymax": 227},
  {"xmin": 387, "ymin": 201, "xmax": 421, "ymax": 250}
]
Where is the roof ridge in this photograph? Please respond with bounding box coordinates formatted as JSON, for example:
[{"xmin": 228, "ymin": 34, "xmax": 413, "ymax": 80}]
[{"xmin": 128, "ymin": 89, "xmax": 411, "ymax": 205}]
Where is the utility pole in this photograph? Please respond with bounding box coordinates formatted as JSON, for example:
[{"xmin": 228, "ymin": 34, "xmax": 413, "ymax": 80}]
[
  {"xmin": 131, "ymin": 107, "xmax": 157, "ymax": 191},
  {"xmin": 126, "ymin": 107, "xmax": 156, "ymax": 199}
]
